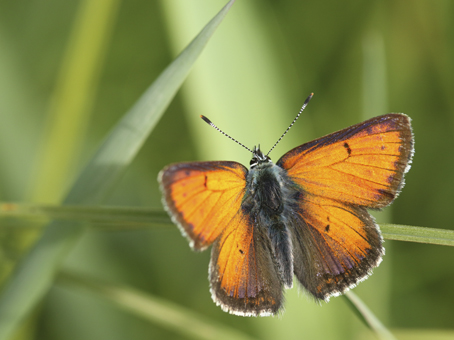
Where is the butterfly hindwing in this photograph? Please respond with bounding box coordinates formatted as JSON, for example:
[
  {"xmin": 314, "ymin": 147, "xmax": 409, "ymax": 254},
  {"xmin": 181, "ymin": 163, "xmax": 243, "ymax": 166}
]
[
  {"xmin": 290, "ymin": 194, "xmax": 383, "ymax": 300},
  {"xmin": 209, "ymin": 209, "xmax": 284, "ymax": 316}
]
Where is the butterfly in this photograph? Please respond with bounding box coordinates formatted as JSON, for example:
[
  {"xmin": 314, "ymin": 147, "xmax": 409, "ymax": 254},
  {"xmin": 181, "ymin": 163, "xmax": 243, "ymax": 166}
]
[{"xmin": 158, "ymin": 93, "xmax": 414, "ymax": 316}]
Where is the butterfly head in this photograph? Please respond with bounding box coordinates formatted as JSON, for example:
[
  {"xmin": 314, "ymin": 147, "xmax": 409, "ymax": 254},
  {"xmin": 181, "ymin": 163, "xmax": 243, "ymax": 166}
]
[{"xmin": 250, "ymin": 145, "xmax": 271, "ymax": 168}]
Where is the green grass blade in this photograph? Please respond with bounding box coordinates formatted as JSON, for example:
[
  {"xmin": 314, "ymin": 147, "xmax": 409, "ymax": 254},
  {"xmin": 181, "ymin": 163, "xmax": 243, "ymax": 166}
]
[
  {"xmin": 57, "ymin": 270, "xmax": 257, "ymax": 340},
  {"xmin": 2, "ymin": 203, "xmax": 454, "ymax": 247},
  {"xmin": 344, "ymin": 291, "xmax": 396, "ymax": 340},
  {"xmin": 380, "ymin": 224, "xmax": 454, "ymax": 246},
  {"xmin": 0, "ymin": 2, "xmax": 235, "ymax": 339},
  {"xmin": 0, "ymin": 202, "xmax": 171, "ymax": 229}
]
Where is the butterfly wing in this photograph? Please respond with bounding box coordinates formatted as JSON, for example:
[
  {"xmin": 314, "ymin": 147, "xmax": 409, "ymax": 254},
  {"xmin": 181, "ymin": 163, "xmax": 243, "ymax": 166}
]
[
  {"xmin": 278, "ymin": 113, "xmax": 414, "ymax": 209},
  {"xmin": 159, "ymin": 161, "xmax": 248, "ymax": 250},
  {"xmin": 159, "ymin": 161, "xmax": 283, "ymax": 314},
  {"xmin": 289, "ymin": 194, "xmax": 383, "ymax": 300},
  {"xmin": 277, "ymin": 113, "xmax": 414, "ymax": 300},
  {"xmin": 209, "ymin": 209, "xmax": 284, "ymax": 316}
]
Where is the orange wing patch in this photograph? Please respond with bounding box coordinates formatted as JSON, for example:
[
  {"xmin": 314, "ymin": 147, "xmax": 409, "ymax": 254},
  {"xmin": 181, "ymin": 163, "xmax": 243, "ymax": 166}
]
[
  {"xmin": 278, "ymin": 113, "xmax": 413, "ymax": 208},
  {"xmin": 291, "ymin": 193, "xmax": 383, "ymax": 300},
  {"xmin": 210, "ymin": 211, "xmax": 283, "ymax": 316},
  {"xmin": 159, "ymin": 161, "xmax": 247, "ymax": 250}
]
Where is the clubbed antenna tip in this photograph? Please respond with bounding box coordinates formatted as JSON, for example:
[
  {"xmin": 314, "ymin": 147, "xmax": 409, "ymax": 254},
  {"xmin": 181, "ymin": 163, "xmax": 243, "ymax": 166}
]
[{"xmin": 200, "ymin": 115, "xmax": 212, "ymax": 125}]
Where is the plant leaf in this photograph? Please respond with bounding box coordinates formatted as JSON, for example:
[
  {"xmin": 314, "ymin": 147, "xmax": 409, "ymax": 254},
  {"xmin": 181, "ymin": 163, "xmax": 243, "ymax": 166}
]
[{"xmin": 0, "ymin": 2, "xmax": 235, "ymax": 339}]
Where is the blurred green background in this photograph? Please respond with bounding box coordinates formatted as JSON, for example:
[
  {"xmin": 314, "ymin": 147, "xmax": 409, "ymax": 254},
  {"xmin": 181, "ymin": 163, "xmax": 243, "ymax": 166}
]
[{"xmin": 1, "ymin": 0, "xmax": 453, "ymax": 339}]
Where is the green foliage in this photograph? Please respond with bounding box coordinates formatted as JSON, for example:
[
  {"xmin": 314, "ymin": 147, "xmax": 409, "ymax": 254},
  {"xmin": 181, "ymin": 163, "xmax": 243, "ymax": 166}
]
[{"xmin": 0, "ymin": 0, "xmax": 453, "ymax": 339}]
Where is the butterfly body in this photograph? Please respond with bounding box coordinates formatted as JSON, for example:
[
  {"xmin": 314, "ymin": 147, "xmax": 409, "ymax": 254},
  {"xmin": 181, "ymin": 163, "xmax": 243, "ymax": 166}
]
[
  {"xmin": 159, "ymin": 112, "xmax": 414, "ymax": 316},
  {"xmin": 243, "ymin": 146, "xmax": 299, "ymax": 289}
]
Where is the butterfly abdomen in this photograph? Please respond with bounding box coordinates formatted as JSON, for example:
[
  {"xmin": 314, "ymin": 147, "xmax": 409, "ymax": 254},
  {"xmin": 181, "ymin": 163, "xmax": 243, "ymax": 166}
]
[{"xmin": 267, "ymin": 222, "xmax": 294, "ymax": 288}]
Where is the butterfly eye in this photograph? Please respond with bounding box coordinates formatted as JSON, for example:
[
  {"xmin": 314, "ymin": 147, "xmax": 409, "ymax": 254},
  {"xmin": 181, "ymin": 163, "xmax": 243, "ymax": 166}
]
[{"xmin": 250, "ymin": 158, "xmax": 257, "ymax": 166}]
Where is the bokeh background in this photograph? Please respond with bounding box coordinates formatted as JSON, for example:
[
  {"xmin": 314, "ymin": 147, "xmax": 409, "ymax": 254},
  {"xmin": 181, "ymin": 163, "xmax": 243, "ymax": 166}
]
[{"xmin": 1, "ymin": 0, "xmax": 454, "ymax": 339}]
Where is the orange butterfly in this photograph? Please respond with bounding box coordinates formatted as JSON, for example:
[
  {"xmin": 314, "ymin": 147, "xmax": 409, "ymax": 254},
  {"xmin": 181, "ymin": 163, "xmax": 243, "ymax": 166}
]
[{"xmin": 159, "ymin": 94, "xmax": 414, "ymax": 316}]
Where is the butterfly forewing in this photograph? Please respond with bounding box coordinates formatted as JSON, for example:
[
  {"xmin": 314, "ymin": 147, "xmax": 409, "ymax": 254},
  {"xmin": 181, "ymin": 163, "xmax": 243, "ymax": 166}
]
[
  {"xmin": 278, "ymin": 113, "xmax": 414, "ymax": 209},
  {"xmin": 159, "ymin": 161, "xmax": 247, "ymax": 250}
]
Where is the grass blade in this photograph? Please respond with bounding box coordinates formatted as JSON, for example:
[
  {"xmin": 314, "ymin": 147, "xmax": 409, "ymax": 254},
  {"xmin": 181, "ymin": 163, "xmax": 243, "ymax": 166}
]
[
  {"xmin": 344, "ymin": 291, "xmax": 396, "ymax": 340},
  {"xmin": 0, "ymin": 2, "xmax": 235, "ymax": 339},
  {"xmin": 2, "ymin": 203, "xmax": 454, "ymax": 247},
  {"xmin": 57, "ymin": 270, "xmax": 256, "ymax": 340},
  {"xmin": 380, "ymin": 224, "xmax": 454, "ymax": 246},
  {"xmin": 0, "ymin": 202, "xmax": 171, "ymax": 229}
]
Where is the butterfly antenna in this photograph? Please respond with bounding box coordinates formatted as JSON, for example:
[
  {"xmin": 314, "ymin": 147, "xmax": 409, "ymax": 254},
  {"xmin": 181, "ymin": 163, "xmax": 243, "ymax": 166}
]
[
  {"xmin": 266, "ymin": 92, "xmax": 314, "ymax": 156},
  {"xmin": 200, "ymin": 115, "xmax": 253, "ymax": 153}
]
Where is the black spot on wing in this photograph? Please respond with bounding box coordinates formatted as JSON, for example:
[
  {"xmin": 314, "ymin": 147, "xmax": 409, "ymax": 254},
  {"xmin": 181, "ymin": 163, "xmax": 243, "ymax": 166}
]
[{"xmin": 343, "ymin": 142, "xmax": 352, "ymax": 155}]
